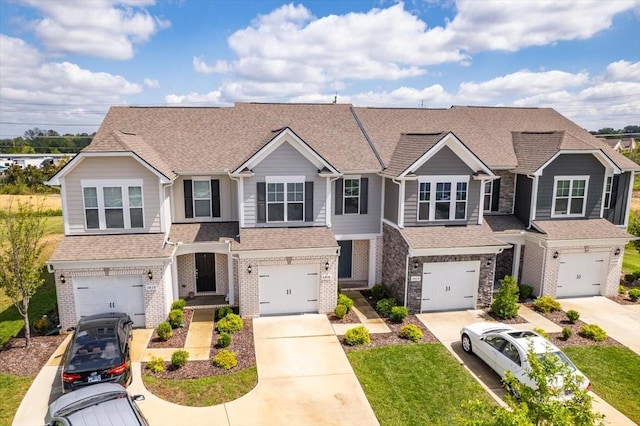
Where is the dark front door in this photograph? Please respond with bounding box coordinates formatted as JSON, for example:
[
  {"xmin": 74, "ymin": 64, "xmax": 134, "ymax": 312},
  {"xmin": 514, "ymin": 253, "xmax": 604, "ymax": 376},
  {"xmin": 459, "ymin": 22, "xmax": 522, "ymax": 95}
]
[
  {"xmin": 338, "ymin": 240, "xmax": 353, "ymax": 279},
  {"xmin": 195, "ymin": 253, "xmax": 216, "ymax": 292}
]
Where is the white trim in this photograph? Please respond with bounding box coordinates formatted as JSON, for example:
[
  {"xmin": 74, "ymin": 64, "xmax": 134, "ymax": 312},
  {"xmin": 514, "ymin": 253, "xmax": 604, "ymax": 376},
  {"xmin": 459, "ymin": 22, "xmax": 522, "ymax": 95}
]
[
  {"xmin": 550, "ymin": 175, "xmax": 590, "ymax": 218},
  {"xmin": 235, "ymin": 246, "xmax": 338, "ymax": 259},
  {"xmin": 334, "ymin": 233, "xmax": 382, "ymax": 240},
  {"xmin": 529, "ymin": 175, "xmax": 539, "ymax": 225},
  {"xmin": 409, "ymin": 245, "xmax": 509, "ymax": 256},
  {"xmin": 192, "ymin": 178, "xmax": 212, "ymax": 218},
  {"xmin": 368, "ymin": 238, "xmax": 376, "ymax": 286},
  {"xmin": 48, "ymin": 258, "xmax": 167, "ymax": 269},
  {"xmin": 80, "ymin": 179, "xmax": 145, "ymax": 230},
  {"xmin": 624, "ymin": 171, "xmax": 635, "ymax": 228},
  {"xmin": 227, "ymin": 252, "xmax": 235, "ymax": 305},
  {"xmin": 174, "ymin": 241, "xmax": 232, "ymax": 256},
  {"xmin": 265, "ymin": 175, "xmax": 305, "ymax": 183},
  {"xmin": 238, "ymin": 176, "xmax": 245, "ymax": 228},
  {"xmin": 479, "ymin": 180, "xmax": 487, "ymax": 225},
  {"xmin": 60, "ymin": 176, "xmax": 70, "ymax": 235},
  {"xmin": 533, "ymin": 150, "xmax": 621, "ymax": 177},
  {"xmin": 265, "ymin": 179, "xmax": 305, "ymax": 223},
  {"xmin": 159, "ymin": 183, "xmax": 166, "ymax": 233},
  {"xmin": 325, "ymin": 177, "xmax": 332, "ymax": 227},
  {"xmin": 342, "ymin": 176, "xmax": 362, "ymax": 215},
  {"xmin": 601, "ymin": 174, "xmax": 613, "ymax": 216},
  {"xmin": 398, "ymin": 180, "xmax": 405, "ymax": 228},
  {"xmin": 380, "ymin": 176, "xmax": 385, "ymax": 235},
  {"xmin": 415, "ymin": 175, "xmax": 470, "ymax": 222}
]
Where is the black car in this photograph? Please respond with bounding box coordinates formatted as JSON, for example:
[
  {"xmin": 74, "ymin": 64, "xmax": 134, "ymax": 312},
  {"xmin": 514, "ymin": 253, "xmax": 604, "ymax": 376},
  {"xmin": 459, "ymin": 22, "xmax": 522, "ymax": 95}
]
[{"xmin": 61, "ymin": 312, "xmax": 133, "ymax": 393}]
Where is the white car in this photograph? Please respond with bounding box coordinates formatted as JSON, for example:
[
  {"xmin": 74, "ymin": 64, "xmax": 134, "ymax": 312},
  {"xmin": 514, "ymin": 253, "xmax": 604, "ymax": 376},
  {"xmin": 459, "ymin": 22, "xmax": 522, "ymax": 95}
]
[{"xmin": 460, "ymin": 322, "xmax": 590, "ymax": 397}]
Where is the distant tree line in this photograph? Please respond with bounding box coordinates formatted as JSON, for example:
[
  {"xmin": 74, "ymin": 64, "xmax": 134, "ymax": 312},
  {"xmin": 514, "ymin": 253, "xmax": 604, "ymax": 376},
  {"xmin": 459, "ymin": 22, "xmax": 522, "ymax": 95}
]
[
  {"xmin": 0, "ymin": 127, "xmax": 93, "ymax": 154},
  {"xmin": 0, "ymin": 161, "xmax": 68, "ymax": 194},
  {"xmin": 590, "ymin": 125, "xmax": 640, "ymax": 135}
]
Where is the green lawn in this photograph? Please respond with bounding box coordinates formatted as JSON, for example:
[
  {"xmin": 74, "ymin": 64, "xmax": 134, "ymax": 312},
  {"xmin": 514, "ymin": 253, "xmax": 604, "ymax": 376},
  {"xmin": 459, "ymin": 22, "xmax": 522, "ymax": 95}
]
[
  {"xmin": 44, "ymin": 216, "xmax": 63, "ymax": 236},
  {"xmin": 622, "ymin": 242, "xmax": 640, "ymax": 274},
  {"xmin": 347, "ymin": 344, "xmax": 494, "ymax": 426},
  {"xmin": 564, "ymin": 346, "xmax": 640, "ymax": 424},
  {"xmin": 142, "ymin": 367, "xmax": 258, "ymax": 406},
  {"xmin": 0, "ymin": 373, "xmax": 32, "ymax": 425}
]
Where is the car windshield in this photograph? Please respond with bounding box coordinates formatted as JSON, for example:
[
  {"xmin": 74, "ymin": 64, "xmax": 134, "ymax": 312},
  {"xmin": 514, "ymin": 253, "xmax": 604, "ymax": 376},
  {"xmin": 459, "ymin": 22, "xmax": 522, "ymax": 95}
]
[
  {"xmin": 67, "ymin": 327, "xmax": 121, "ymax": 371},
  {"xmin": 536, "ymin": 351, "xmax": 576, "ymax": 372}
]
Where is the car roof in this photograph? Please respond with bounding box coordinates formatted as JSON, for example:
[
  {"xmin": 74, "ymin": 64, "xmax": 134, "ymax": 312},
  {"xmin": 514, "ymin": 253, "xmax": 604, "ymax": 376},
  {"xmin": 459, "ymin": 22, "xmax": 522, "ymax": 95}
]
[
  {"xmin": 508, "ymin": 334, "xmax": 559, "ymax": 354},
  {"xmin": 62, "ymin": 395, "xmax": 142, "ymax": 426},
  {"xmin": 48, "ymin": 383, "xmax": 127, "ymax": 417},
  {"xmin": 76, "ymin": 313, "xmax": 130, "ymax": 332}
]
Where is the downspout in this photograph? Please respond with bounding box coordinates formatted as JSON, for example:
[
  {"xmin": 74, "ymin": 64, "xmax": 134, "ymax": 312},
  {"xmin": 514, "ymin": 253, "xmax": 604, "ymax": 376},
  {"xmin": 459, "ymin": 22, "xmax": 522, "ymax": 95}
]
[
  {"xmin": 391, "ymin": 178, "xmax": 404, "ymax": 228},
  {"xmin": 527, "ymin": 174, "xmax": 539, "ymax": 229},
  {"xmin": 227, "ymin": 172, "xmax": 243, "ymax": 228},
  {"xmin": 537, "ymin": 239, "xmax": 547, "ymax": 298},
  {"xmin": 404, "ymin": 254, "xmax": 410, "ymax": 307}
]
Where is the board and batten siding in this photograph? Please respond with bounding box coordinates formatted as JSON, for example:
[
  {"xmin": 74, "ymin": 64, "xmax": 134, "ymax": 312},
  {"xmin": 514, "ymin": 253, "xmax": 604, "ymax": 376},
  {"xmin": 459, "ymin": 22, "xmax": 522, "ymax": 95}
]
[
  {"xmin": 173, "ymin": 175, "xmax": 237, "ymax": 223},
  {"xmin": 383, "ymin": 178, "xmax": 399, "ymax": 224},
  {"xmin": 243, "ymin": 142, "xmax": 326, "ymax": 227},
  {"xmin": 604, "ymin": 172, "xmax": 631, "ymax": 226},
  {"xmin": 536, "ymin": 154, "xmax": 604, "ymax": 220},
  {"xmin": 331, "ymin": 173, "xmax": 382, "ymax": 235},
  {"xmin": 64, "ymin": 156, "xmax": 162, "ymax": 234}
]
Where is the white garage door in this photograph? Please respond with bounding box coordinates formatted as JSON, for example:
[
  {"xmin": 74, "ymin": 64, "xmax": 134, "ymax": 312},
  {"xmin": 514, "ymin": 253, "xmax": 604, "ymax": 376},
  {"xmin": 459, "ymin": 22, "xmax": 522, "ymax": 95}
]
[
  {"xmin": 557, "ymin": 253, "xmax": 605, "ymax": 298},
  {"xmin": 259, "ymin": 264, "xmax": 319, "ymax": 316},
  {"xmin": 421, "ymin": 261, "xmax": 479, "ymax": 312},
  {"xmin": 73, "ymin": 276, "xmax": 146, "ymax": 327}
]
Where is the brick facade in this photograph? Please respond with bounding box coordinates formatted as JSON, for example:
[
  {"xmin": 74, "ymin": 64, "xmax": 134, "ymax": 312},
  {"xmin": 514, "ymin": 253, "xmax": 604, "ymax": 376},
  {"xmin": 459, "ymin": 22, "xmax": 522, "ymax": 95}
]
[
  {"xmin": 177, "ymin": 253, "xmax": 230, "ymax": 298},
  {"xmin": 496, "ymin": 170, "xmax": 516, "ymax": 214},
  {"xmin": 382, "ymin": 223, "xmax": 410, "ymax": 305}
]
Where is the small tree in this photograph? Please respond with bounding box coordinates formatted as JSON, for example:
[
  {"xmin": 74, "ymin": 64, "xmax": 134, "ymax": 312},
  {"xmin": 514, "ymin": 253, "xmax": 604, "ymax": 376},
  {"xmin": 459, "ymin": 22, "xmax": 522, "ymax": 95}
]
[
  {"xmin": 491, "ymin": 275, "xmax": 520, "ymax": 319},
  {"xmin": 0, "ymin": 199, "xmax": 47, "ymax": 347}
]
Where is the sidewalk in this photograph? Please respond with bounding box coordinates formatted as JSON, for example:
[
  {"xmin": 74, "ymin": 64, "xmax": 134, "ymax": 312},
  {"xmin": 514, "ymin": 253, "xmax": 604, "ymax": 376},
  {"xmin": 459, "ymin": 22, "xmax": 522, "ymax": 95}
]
[{"xmin": 331, "ymin": 290, "xmax": 390, "ymax": 335}]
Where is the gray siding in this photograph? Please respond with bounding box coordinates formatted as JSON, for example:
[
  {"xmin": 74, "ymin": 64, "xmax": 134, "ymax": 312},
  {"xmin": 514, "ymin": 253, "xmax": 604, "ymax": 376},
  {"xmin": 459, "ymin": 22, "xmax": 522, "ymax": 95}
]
[
  {"xmin": 514, "ymin": 174, "xmax": 532, "ymax": 224},
  {"xmin": 414, "ymin": 146, "xmax": 474, "ymax": 176},
  {"xmin": 332, "ymin": 173, "xmax": 382, "ymax": 235},
  {"xmin": 243, "ymin": 142, "xmax": 326, "ymax": 227},
  {"xmin": 64, "ymin": 156, "xmax": 162, "ymax": 235},
  {"xmin": 383, "ymin": 178, "xmax": 399, "ymax": 224},
  {"xmin": 173, "ymin": 174, "xmax": 237, "ymax": 223},
  {"xmin": 605, "ymin": 172, "xmax": 631, "ymax": 226},
  {"xmin": 536, "ymin": 154, "xmax": 604, "ymax": 220}
]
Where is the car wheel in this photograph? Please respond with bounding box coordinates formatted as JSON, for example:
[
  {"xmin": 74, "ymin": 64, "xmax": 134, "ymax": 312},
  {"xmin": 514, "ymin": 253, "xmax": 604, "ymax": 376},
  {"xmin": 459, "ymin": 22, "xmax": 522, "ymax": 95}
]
[{"xmin": 461, "ymin": 333, "xmax": 472, "ymax": 353}]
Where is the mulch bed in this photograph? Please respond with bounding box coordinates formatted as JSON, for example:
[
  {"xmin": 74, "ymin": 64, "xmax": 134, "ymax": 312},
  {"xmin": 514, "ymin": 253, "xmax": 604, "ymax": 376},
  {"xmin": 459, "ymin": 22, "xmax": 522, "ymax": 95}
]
[
  {"xmin": 480, "ymin": 308, "xmax": 528, "ymax": 324},
  {"xmin": 0, "ymin": 334, "xmax": 66, "ymax": 377},
  {"xmin": 327, "ymin": 308, "xmax": 360, "ymax": 324},
  {"xmin": 147, "ymin": 309, "xmax": 193, "ymax": 349},
  {"xmin": 608, "ymin": 294, "xmax": 640, "ymax": 306}
]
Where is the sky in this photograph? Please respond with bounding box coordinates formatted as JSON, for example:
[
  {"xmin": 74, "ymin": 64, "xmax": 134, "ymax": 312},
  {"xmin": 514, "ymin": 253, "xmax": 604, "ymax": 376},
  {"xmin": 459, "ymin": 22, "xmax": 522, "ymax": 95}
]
[{"xmin": 0, "ymin": 0, "xmax": 639, "ymax": 140}]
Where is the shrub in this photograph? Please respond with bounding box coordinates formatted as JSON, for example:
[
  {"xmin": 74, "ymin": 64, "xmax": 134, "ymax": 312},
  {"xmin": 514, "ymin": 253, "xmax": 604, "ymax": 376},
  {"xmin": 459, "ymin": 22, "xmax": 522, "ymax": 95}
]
[
  {"xmin": 334, "ymin": 304, "xmax": 347, "ymax": 319},
  {"xmin": 376, "ymin": 298, "xmax": 396, "ymax": 317},
  {"xmin": 168, "ymin": 309, "xmax": 184, "ymax": 328},
  {"xmin": 532, "ymin": 296, "xmax": 561, "ymax": 314},
  {"xmin": 147, "ymin": 356, "xmax": 165, "ymax": 373},
  {"xmin": 217, "ymin": 332, "xmax": 231, "ymax": 348},
  {"xmin": 399, "ymin": 324, "xmax": 423, "ymax": 342},
  {"xmin": 491, "ymin": 275, "xmax": 520, "ymax": 319},
  {"xmin": 344, "ymin": 326, "xmax": 371, "ymax": 346},
  {"xmin": 171, "ymin": 350, "xmax": 189, "ymax": 368},
  {"xmin": 217, "ymin": 313, "xmax": 244, "ymax": 334},
  {"xmin": 624, "ymin": 271, "xmax": 640, "ymax": 283},
  {"xmin": 337, "ymin": 293, "xmax": 354, "ymax": 312},
  {"xmin": 33, "ymin": 315, "xmax": 51, "ymax": 335},
  {"xmin": 156, "ymin": 321, "xmax": 173, "ymax": 341},
  {"xmin": 562, "ymin": 327, "xmax": 572, "ymax": 340},
  {"xmin": 566, "ymin": 310, "xmax": 580, "ymax": 323},
  {"xmin": 212, "ymin": 349, "xmax": 237, "ymax": 370},
  {"xmin": 533, "ymin": 327, "xmax": 549, "ymax": 339},
  {"xmin": 389, "ymin": 306, "xmax": 409, "ymax": 323},
  {"xmin": 371, "ymin": 284, "xmax": 386, "ymax": 300},
  {"xmin": 580, "ymin": 324, "xmax": 607, "ymax": 342},
  {"xmin": 619, "ymin": 284, "xmax": 627, "ymax": 295},
  {"xmin": 629, "ymin": 287, "xmax": 640, "ymax": 302},
  {"xmin": 517, "ymin": 284, "xmax": 534, "ymax": 302},
  {"xmin": 217, "ymin": 306, "xmax": 233, "ymax": 320},
  {"xmin": 171, "ymin": 299, "xmax": 186, "ymax": 310}
]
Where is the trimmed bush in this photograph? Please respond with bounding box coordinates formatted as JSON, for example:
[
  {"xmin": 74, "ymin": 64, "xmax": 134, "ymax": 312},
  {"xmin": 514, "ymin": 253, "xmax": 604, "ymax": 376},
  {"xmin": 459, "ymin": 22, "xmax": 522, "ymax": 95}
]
[
  {"xmin": 217, "ymin": 306, "xmax": 233, "ymax": 320},
  {"xmin": 619, "ymin": 285, "xmax": 627, "ymax": 295},
  {"xmin": 491, "ymin": 275, "xmax": 520, "ymax": 319},
  {"xmin": 562, "ymin": 327, "xmax": 572, "ymax": 340},
  {"xmin": 33, "ymin": 315, "xmax": 51, "ymax": 335},
  {"xmin": 171, "ymin": 299, "xmax": 186, "ymax": 310},
  {"xmin": 217, "ymin": 332, "xmax": 231, "ymax": 348},
  {"xmin": 376, "ymin": 298, "xmax": 396, "ymax": 317},
  {"xmin": 212, "ymin": 349, "xmax": 237, "ymax": 370},
  {"xmin": 389, "ymin": 306, "xmax": 409, "ymax": 323},
  {"xmin": 337, "ymin": 293, "xmax": 354, "ymax": 312},
  {"xmin": 566, "ymin": 309, "xmax": 580, "ymax": 323},
  {"xmin": 624, "ymin": 271, "xmax": 640, "ymax": 283},
  {"xmin": 168, "ymin": 309, "xmax": 184, "ymax": 328},
  {"xmin": 147, "ymin": 356, "xmax": 165, "ymax": 373},
  {"xmin": 156, "ymin": 321, "xmax": 173, "ymax": 341},
  {"xmin": 171, "ymin": 350, "xmax": 189, "ymax": 368},
  {"xmin": 344, "ymin": 326, "xmax": 371, "ymax": 346},
  {"xmin": 217, "ymin": 313, "xmax": 244, "ymax": 334},
  {"xmin": 532, "ymin": 296, "xmax": 561, "ymax": 314},
  {"xmin": 334, "ymin": 304, "xmax": 347, "ymax": 319},
  {"xmin": 517, "ymin": 284, "xmax": 534, "ymax": 302},
  {"xmin": 629, "ymin": 287, "xmax": 640, "ymax": 302},
  {"xmin": 580, "ymin": 324, "xmax": 607, "ymax": 342},
  {"xmin": 533, "ymin": 327, "xmax": 549, "ymax": 339},
  {"xmin": 371, "ymin": 284, "xmax": 386, "ymax": 300},
  {"xmin": 399, "ymin": 324, "xmax": 423, "ymax": 342}
]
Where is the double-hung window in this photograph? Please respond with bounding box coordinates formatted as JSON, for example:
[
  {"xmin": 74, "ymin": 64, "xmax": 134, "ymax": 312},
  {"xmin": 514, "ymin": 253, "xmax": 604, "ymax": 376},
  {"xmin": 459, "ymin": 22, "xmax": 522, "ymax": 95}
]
[
  {"xmin": 603, "ymin": 176, "xmax": 613, "ymax": 209},
  {"xmin": 82, "ymin": 179, "xmax": 144, "ymax": 230},
  {"xmin": 266, "ymin": 177, "xmax": 304, "ymax": 222},
  {"xmin": 344, "ymin": 178, "xmax": 360, "ymax": 214},
  {"xmin": 193, "ymin": 180, "xmax": 211, "ymax": 217},
  {"xmin": 552, "ymin": 176, "xmax": 589, "ymax": 217},
  {"xmin": 417, "ymin": 176, "xmax": 468, "ymax": 221}
]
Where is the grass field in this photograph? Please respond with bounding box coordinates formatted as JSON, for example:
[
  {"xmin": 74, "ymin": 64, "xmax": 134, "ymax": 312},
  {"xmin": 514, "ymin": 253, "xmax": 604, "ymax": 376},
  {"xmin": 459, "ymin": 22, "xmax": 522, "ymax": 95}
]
[
  {"xmin": 0, "ymin": 194, "xmax": 62, "ymax": 211},
  {"xmin": 622, "ymin": 242, "xmax": 640, "ymax": 274}
]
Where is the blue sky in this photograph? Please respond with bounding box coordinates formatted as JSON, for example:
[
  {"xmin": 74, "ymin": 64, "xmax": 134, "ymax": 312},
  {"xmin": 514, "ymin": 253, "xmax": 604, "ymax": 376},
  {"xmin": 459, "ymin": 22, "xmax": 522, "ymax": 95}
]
[{"xmin": 0, "ymin": 0, "xmax": 638, "ymax": 139}]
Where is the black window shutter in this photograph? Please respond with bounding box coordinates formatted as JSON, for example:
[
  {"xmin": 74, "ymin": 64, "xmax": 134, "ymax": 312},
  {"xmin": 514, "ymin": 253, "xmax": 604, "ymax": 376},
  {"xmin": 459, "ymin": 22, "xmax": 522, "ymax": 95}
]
[
  {"xmin": 184, "ymin": 179, "xmax": 193, "ymax": 218},
  {"xmin": 335, "ymin": 178, "xmax": 343, "ymax": 215},
  {"xmin": 257, "ymin": 182, "xmax": 266, "ymax": 223},
  {"xmin": 360, "ymin": 178, "xmax": 368, "ymax": 214},
  {"xmin": 211, "ymin": 179, "xmax": 221, "ymax": 218},
  {"xmin": 491, "ymin": 179, "xmax": 500, "ymax": 212},
  {"xmin": 610, "ymin": 175, "xmax": 619, "ymax": 209},
  {"xmin": 305, "ymin": 181, "xmax": 314, "ymax": 222}
]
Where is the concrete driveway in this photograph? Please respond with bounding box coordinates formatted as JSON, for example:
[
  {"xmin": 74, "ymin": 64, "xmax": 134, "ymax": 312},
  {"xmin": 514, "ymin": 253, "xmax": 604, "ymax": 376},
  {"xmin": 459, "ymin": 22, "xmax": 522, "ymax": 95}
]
[{"xmin": 559, "ymin": 296, "xmax": 640, "ymax": 355}]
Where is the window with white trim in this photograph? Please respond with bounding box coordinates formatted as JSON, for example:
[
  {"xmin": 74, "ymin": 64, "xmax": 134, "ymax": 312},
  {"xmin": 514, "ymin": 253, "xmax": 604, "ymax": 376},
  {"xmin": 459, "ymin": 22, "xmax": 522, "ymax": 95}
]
[
  {"xmin": 483, "ymin": 181, "xmax": 493, "ymax": 211},
  {"xmin": 81, "ymin": 179, "xmax": 144, "ymax": 230},
  {"xmin": 193, "ymin": 180, "xmax": 211, "ymax": 217},
  {"xmin": 266, "ymin": 176, "xmax": 304, "ymax": 222},
  {"xmin": 603, "ymin": 176, "xmax": 613, "ymax": 209},
  {"xmin": 417, "ymin": 176, "xmax": 469, "ymax": 221},
  {"xmin": 344, "ymin": 178, "xmax": 360, "ymax": 214},
  {"xmin": 552, "ymin": 176, "xmax": 589, "ymax": 217}
]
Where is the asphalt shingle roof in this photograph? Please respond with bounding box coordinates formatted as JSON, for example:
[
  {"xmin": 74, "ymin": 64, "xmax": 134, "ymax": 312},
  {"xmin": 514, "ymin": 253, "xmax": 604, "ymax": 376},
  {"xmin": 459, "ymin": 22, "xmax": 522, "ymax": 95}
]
[
  {"xmin": 399, "ymin": 222, "xmax": 508, "ymax": 250},
  {"xmin": 168, "ymin": 223, "xmax": 239, "ymax": 245},
  {"xmin": 49, "ymin": 234, "xmax": 172, "ymax": 262},
  {"xmin": 531, "ymin": 219, "xmax": 634, "ymax": 241},
  {"xmin": 382, "ymin": 132, "xmax": 445, "ymax": 177},
  {"xmin": 236, "ymin": 227, "xmax": 338, "ymax": 251}
]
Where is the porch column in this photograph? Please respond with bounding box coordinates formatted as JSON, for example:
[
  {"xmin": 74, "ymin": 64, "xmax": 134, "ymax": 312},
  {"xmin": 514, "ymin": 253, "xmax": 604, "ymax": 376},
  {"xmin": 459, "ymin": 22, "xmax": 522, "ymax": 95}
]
[
  {"xmin": 368, "ymin": 238, "xmax": 376, "ymax": 286},
  {"xmin": 227, "ymin": 252, "xmax": 235, "ymax": 305}
]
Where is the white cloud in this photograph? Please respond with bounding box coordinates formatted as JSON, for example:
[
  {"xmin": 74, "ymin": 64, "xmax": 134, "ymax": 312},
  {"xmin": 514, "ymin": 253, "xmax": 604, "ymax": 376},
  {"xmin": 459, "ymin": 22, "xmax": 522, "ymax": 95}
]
[
  {"xmin": 165, "ymin": 90, "xmax": 225, "ymax": 105},
  {"xmin": 605, "ymin": 60, "xmax": 640, "ymax": 82},
  {"xmin": 22, "ymin": 0, "xmax": 170, "ymax": 60},
  {"xmin": 193, "ymin": 57, "xmax": 232, "ymax": 74},
  {"xmin": 143, "ymin": 78, "xmax": 159, "ymax": 88}
]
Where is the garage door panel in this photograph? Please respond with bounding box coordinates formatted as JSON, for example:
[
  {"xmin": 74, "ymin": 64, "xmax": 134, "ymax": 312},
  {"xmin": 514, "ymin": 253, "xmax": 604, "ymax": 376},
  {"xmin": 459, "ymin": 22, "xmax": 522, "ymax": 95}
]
[
  {"xmin": 557, "ymin": 253, "xmax": 604, "ymax": 298},
  {"xmin": 73, "ymin": 276, "xmax": 145, "ymax": 327},
  {"xmin": 421, "ymin": 261, "xmax": 479, "ymax": 312},
  {"xmin": 259, "ymin": 265, "xmax": 319, "ymax": 316}
]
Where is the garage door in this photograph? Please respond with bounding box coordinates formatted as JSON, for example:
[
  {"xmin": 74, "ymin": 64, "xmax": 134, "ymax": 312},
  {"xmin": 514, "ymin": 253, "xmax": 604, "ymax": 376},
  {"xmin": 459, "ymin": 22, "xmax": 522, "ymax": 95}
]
[
  {"xmin": 73, "ymin": 276, "xmax": 146, "ymax": 327},
  {"xmin": 557, "ymin": 252, "xmax": 604, "ymax": 298},
  {"xmin": 259, "ymin": 264, "xmax": 319, "ymax": 316},
  {"xmin": 421, "ymin": 261, "xmax": 479, "ymax": 312}
]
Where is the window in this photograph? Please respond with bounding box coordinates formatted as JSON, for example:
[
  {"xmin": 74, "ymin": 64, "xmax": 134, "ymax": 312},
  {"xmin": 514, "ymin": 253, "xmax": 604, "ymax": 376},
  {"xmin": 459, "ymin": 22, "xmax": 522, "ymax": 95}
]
[
  {"xmin": 81, "ymin": 180, "xmax": 144, "ymax": 230},
  {"xmin": 603, "ymin": 176, "xmax": 613, "ymax": 209},
  {"xmin": 552, "ymin": 176, "xmax": 589, "ymax": 217},
  {"xmin": 417, "ymin": 176, "xmax": 469, "ymax": 221},
  {"xmin": 266, "ymin": 178, "xmax": 304, "ymax": 222},
  {"xmin": 193, "ymin": 180, "xmax": 211, "ymax": 217},
  {"xmin": 501, "ymin": 342, "xmax": 522, "ymax": 366},
  {"xmin": 344, "ymin": 178, "xmax": 360, "ymax": 214}
]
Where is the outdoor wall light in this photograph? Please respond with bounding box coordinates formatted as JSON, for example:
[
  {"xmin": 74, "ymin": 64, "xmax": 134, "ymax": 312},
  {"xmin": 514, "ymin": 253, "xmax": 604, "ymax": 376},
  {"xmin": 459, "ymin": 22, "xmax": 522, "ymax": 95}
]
[
  {"xmin": 247, "ymin": 265, "xmax": 252, "ymax": 274},
  {"xmin": 147, "ymin": 270, "xmax": 153, "ymax": 280},
  {"xmin": 413, "ymin": 260, "xmax": 419, "ymax": 269},
  {"xmin": 59, "ymin": 274, "xmax": 66, "ymax": 283},
  {"xmin": 614, "ymin": 248, "xmax": 621, "ymax": 256},
  {"xmin": 325, "ymin": 261, "xmax": 330, "ymax": 271},
  {"xmin": 553, "ymin": 251, "xmax": 559, "ymax": 259},
  {"xmin": 584, "ymin": 246, "xmax": 590, "ymax": 253}
]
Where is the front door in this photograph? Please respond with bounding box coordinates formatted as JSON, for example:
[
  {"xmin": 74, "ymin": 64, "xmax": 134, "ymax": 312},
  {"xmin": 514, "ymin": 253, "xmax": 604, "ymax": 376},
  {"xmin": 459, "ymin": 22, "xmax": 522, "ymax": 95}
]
[
  {"xmin": 338, "ymin": 240, "xmax": 353, "ymax": 279},
  {"xmin": 195, "ymin": 253, "xmax": 216, "ymax": 293}
]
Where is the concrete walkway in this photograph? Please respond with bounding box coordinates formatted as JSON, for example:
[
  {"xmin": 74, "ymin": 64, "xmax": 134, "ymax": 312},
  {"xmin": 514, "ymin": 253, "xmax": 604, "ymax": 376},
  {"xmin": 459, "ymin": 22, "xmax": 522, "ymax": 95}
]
[{"xmin": 332, "ymin": 290, "xmax": 390, "ymax": 335}]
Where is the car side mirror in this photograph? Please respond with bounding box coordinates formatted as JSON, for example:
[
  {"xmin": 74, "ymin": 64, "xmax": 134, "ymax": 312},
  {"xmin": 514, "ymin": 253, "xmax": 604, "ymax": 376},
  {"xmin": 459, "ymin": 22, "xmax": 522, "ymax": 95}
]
[
  {"xmin": 133, "ymin": 394, "xmax": 145, "ymax": 402},
  {"xmin": 479, "ymin": 336, "xmax": 485, "ymax": 341}
]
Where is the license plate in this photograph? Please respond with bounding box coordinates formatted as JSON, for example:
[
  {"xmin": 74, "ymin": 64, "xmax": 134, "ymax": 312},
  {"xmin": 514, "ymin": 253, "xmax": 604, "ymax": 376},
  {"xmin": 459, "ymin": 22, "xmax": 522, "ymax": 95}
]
[{"xmin": 88, "ymin": 375, "xmax": 102, "ymax": 383}]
